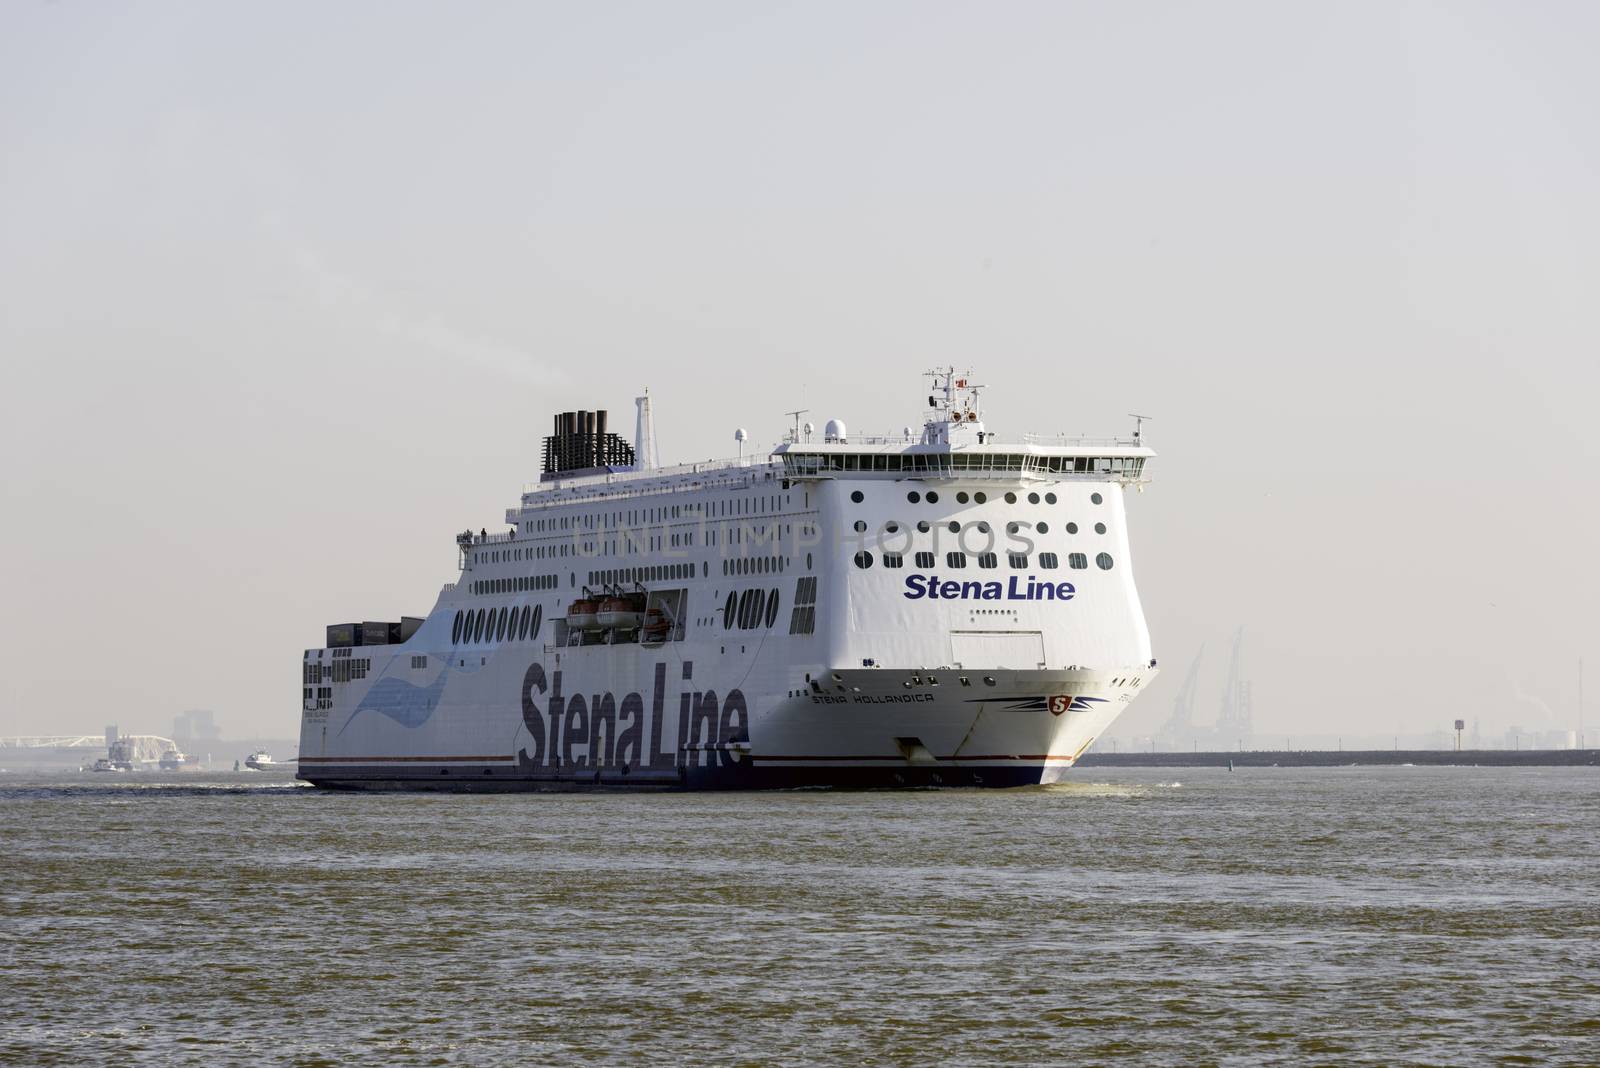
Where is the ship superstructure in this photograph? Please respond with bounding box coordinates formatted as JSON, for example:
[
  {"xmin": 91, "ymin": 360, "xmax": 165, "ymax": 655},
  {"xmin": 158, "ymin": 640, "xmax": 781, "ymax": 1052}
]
[{"xmin": 298, "ymin": 370, "xmax": 1158, "ymax": 789}]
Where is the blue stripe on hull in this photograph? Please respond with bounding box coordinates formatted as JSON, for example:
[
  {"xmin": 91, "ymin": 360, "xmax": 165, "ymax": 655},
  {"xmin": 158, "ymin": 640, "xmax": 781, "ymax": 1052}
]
[{"xmin": 299, "ymin": 762, "xmax": 1049, "ymax": 792}]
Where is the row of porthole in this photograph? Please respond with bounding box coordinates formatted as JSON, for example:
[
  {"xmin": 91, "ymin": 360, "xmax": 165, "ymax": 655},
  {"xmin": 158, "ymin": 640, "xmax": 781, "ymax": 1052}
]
[
  {"xmin": 591, "ymin": 562, "xmax": 697, "ymax": 586},
  {"xmin": 723, "ymin": 587, "xmax": 782, "ymax": 630},
  {"xmin": 855, "ymin": 550, "xmax": 1114, "ymax": 571},
  {"xmin": 857, "ymin": 518, "xmax": 1106, "ymax": 537},
  {"xmin": 452, "ymin": 604, "xmax": 543, "ymax": 645},
  {"xmin": 475, "ymin": 574, "xmax": 558, "ymax": 596},
  {"xmin": 850, "ymin": 489, "xmax": 1104, "ymax": 507}
]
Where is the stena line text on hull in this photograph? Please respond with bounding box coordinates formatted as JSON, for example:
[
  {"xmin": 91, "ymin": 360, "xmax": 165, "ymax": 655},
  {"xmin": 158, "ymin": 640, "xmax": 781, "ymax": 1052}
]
[{"xmin": 297, "ymin": 369, "xmax": 1159, "ymax": 790}]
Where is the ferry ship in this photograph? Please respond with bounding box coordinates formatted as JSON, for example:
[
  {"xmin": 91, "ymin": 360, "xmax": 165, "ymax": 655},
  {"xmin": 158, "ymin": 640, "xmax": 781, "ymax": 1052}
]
[{"xmin": 297, "ymin": 370, "xmax": 1157, "ymax": 790}]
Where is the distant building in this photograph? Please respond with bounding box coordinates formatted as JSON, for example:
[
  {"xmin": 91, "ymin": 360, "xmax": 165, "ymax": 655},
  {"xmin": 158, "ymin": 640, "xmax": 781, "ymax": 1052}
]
[{"xmin": 172, "ymin": 710, "xmax": 221, "ymax": 743}]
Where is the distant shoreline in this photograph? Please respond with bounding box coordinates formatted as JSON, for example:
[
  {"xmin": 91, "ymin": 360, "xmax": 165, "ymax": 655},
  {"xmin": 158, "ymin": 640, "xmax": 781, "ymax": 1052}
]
[{"xmin": 1079, "ymin": 749, "xmax": 1599, "ymax": 768}]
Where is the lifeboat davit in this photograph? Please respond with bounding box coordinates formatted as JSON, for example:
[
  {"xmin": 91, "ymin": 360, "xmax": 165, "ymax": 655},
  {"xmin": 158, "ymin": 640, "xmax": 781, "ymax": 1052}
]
[
  {"xmin": 596, "ymin": 596, "xmax": 643, "ymax": 631},
  {"xmin": 568, "ymin": 598, "xmax": 601, "ymax": 631}
]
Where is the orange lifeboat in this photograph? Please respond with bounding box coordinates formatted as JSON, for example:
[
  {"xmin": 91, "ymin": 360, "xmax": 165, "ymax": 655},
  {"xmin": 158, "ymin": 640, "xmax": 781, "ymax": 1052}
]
[
  {"xmin": 597, "ymin": 596, "xmax": 642, "ymax": 630},
  {"xmin": 568, "ymin": 598, "xmax": 601, "ymax": 631}
]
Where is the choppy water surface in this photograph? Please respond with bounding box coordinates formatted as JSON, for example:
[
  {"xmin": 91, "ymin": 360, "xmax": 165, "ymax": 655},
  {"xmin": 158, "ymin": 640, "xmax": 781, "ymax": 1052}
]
[{"xmin": 2, "ymin": 767, "xmax": 1597, "ymax": 1065}]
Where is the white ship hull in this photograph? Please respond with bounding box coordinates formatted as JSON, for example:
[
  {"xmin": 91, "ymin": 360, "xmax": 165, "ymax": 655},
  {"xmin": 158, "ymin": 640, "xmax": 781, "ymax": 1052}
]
[{"xmin": 299, "ymin": 372, "xmax": 1159, "ymax": 790}]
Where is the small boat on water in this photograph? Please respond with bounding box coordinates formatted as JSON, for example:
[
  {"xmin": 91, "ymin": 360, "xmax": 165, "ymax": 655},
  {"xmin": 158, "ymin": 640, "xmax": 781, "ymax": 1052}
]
[
  {"xmin": 90, "ymin": 758, "xmax": 122, "ymax": 773},
  {"xmin": 244, "ymin": 750, "xmax": 276, "ymax": 770},
  {"xmin": 158, "ymin": 748, "xmax": 191, "ymax": 771}
]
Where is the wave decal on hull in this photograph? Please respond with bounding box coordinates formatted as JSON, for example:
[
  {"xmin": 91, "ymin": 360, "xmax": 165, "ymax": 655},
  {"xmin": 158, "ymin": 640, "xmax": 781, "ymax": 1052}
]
[
  {"xmin": 339, "ymin": 670, "xmax": 450, "ymax": 734},
  {"xmin": 975, "ymin": 695, "xmax": 1108, "ymax": 714}
]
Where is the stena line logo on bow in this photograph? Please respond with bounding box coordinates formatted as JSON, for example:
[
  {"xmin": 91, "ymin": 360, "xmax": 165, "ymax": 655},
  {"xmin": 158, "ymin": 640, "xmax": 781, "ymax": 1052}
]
[{"xmin": 903, "ymin": 575, "xmax": 1077, "ymax": 601}]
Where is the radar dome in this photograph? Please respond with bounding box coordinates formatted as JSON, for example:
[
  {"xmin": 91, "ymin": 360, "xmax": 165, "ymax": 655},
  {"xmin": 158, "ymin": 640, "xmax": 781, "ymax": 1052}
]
[
  {"xmin": 734, "ymin": 428, "xmax": 748, "ymax": 442},
  {"xmin": 824, "ymin": 418, "xmax": 846, "ymax": 443}
]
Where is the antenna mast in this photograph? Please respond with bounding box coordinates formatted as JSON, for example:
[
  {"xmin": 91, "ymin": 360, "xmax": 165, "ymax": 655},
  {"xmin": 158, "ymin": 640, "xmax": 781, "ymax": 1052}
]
[{"xmin": 634, "ymin": 390, "xmax": 658, "ymax": 470}]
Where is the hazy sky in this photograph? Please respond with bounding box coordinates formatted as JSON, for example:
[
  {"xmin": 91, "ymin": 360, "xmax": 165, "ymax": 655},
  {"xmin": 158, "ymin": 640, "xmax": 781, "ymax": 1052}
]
[{"xmin": 3, "ymin": 1, "xmax": 1596, "ymax": 744}]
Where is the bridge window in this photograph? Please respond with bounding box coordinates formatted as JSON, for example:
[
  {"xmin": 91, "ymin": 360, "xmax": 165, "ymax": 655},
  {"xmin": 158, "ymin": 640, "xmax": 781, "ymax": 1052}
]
[
  {"xmin": 452, "ymin": 611, "xmax": 464, "ymax": 644},
  {"xmin": 723, "ymin": 592, "xmax": 736, "ymax": 629},
  {"xmin": 765, "ymin": 588, "xmax": 781, "ymax": 628}
]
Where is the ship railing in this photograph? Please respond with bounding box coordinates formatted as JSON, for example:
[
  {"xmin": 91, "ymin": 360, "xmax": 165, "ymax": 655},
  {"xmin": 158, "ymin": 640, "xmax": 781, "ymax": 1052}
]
[
  {"xmin": 782, "ymin": 433, "xmax": 1146, "ymax": 448},
  {"xmin": 520, "ymin": 455, "xmax": 775, "ymax": 505}
]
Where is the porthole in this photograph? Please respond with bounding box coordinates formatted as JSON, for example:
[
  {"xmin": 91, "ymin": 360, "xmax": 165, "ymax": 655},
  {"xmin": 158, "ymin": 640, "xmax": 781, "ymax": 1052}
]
[
  {"xmin": 1037, "ymin": 522, "xmax": 1049, "ymax": 534},
  {"xmin": 1095, "ymin": 522, "xmax": 1106, "ymax": 535},
  {"xmin": 1007, "ymin": 522, "xmax": 1019, "ymax": 534},
  {"xmin": 974, "ymin": 492, "xmax": 987, "ymax": 504},
  {"xmin": 1028, "ymin": 492, "xmax": 1040, "ymax": 504},
  {"xmin": 851, "ymin": 490, "xmax": 864, "ymax": 503},
  {"xmin": 1091, "ymin": 492, "xmax": 1103, "ymax": 505},
  {"xmin": 1066, "ymin": 522, "xmax": 1079, "ymax": 534},
  {"xmin": 806, "ymin": 553, "xmax": 813, "ymax": 569},
  {"xmin": 1096, "ymin": 552, "xmax": 1115, "ymax": 570},
  {"xmin": 907, "ymin": 491, "xmax": 921, "ymax": 504},
  {"xmin": 451, "ymin": 610, "xmax": 464, "ymax": 644},
  {"xmin": 1045, "ymin": 492, "xmax": 1057, "ymax": 504},
  {"xmin": 885, "ymin": 522, "xmax": 899, "ymax": 534},
  {"xmin": 956, "ymin": 491, "xmax": 969, "ymax": 504},
  {"xmin": 1004, "ymin": 492, "xmax": 1017, "ymax": 504},
  {"xmin": 983, "ymin": 676, "xmax": 996, "ymax": 686},
  {"xmin": 925, "ymin": 491, "xmax": 939, "ymax": 504},
  {"xmin": 854, "ymin": 520, "xmax": 867, "ymax": 533},
  {"xmin": 976, "ymin": 522, "xmax": 989, "ymax": 534},
  {"xmin": 854, "ymin": 550, "xmax": 874, "ymax": 569},
  {"xmin": 723, "ymin": 592, "xmax": 736, "ymax": 629},
  {"xmin": 765, "ymin": 588, "xmax": 780, "ymax": 628},
  {"xmin": 917, "ymin": 520, "xmax": 930, "ymax": 533}
]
